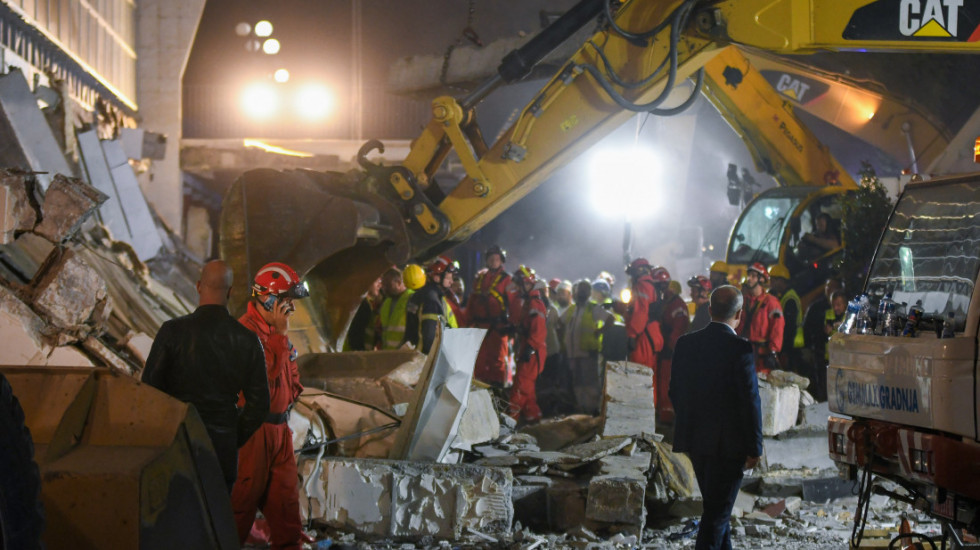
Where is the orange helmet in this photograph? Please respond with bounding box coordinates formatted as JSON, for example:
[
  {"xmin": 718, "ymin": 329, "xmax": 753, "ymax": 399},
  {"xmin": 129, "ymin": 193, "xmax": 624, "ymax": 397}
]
[
  {"xmin": 626, "ymin": 258, "xmax": 651, "ymax": 276},
  {"xmin": 252, "ymin": 262, "xmax": 309, "ymax": 299},
  {"xmin": 426, "ymin": 255, "xmax": 456, "ymax": 277}
]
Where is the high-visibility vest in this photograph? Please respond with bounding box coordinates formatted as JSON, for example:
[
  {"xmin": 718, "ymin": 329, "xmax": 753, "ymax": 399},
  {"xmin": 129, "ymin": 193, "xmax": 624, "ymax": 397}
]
[
  {"xmin": 421, "ymin": 296, "xmax": 458, "ymax": 329},
  {"xmin": 380, "ymin": 290, "xmax": 414, "ymax": 349},
  {"xmin": 780, "ymin": 289, "xmax": 805, "ymax": 349},
  {"xmin": 563, "ymin": 301, "xmax": 601, "ymax": 352}
]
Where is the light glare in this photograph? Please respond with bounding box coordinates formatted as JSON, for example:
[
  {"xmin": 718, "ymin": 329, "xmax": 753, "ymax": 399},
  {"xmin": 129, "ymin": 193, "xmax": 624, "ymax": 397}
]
[
  {"xmin": 241, "ymin": 83, "xmax": 279, "ymax": 119},
  {"xmin": 274, "ymin": 69, "xmax": 290, "ymax": 83},
  {"xmin": 254, "ymin": 20, "xmax": 273, "ymax": 37},
  {"xmin": 295, "ymin": 84, "xmax": 334, "ymax": 120},
  {"xmin": 262, "ymin": 39, "xmax": 281, "ymax": 55},
  {"xmin": 588, "ymin": 147, "xmax": 662, "ymax": 219}
]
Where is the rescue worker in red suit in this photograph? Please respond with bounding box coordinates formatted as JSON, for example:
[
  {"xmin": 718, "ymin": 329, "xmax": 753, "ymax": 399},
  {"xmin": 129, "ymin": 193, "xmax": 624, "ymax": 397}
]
[
  {"xmin": 738, "ymin": 262, "xmax": 785, "ymax": 374},
  {"xmin": 651, "ymin": 267, "xmax": 690, "ymax": 424},
  {"xmin": 233, "ymin": 262, "xmax": 308, "ymax": 549},
  {"xmin": 625, "ymin": 258, "xmax": 664, "ymax": 372},
  {"xmin": 508, "ymin": 265, "xmax": 547, "ymax": 423},
  {"xmin": 468, "ymin": 245, "xmax": 513, "ymax": 387}
]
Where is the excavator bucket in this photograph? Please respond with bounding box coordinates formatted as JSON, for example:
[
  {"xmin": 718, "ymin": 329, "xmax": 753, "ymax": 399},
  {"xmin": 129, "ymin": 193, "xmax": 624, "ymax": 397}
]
[{"xmin": 219, "ymin": 167, "xmax": 413, "ymax": 348}]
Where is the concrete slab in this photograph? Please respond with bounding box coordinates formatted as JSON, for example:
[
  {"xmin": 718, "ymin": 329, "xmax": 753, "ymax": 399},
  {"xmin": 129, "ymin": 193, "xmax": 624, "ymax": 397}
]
[
  {"xmin": 0, "ymin": 69, "xmax": 72, "ymax": 191},
  {"xmin": 759, "ymin": 380, "xmax": 801, "ymax": 436},
  {"xmin": 31, "ymin": 247, "xmax": 108, "ymax": 333},
  {"xmin": 586, "ymin": 475, "xmax": 646, "ymax": 527},
  {"xmin": 34, "ymin": 174, "xmax": 107, "ymax": 244},
  {"xmin": 451, "ymin": 389, "xmax": 500, "ymax": 451},
  {"xmin": 317, "ymin": 458, "xmax": 513, "ymax": 541},
  {"xmin": 602, "ymin": 361, "xmax": 656, "ymax": 438},
  {"xmin": 764, "ymin": 431, "xmax": 836, "ymax": 470},
  {"xmin": 0, "ymin": 171, "xmax": 36, "ymax": 244}
]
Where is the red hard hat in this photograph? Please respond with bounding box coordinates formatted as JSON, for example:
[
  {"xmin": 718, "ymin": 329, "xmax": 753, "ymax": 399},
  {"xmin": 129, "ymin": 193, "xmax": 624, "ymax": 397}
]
[
  {"xmin": 252, "ymin": 262, "xmax": 309, "ymax": 298},
  {"xmin": 747, "ymin": 262, "xmax": 769, "ymax": 281},
  {"xmin": 426, "ymin": 255, "xmax": 454, "ymax": 276},
  {"xmin": 514, "ymin": 264, "xmax": 537, "ymax": 284},
  {"xmin": 687, "ymin": 275, "xmax": 711, "ymax": 292},
  {"xmin": 651, "ymin": 266, "xmax": 671, "ymax": 283},
  {"xmin": 549, "ymin": 278, "xmax": 562, "ymax": 291},
  {"xmin": 626, "ymin": 258, "xmax": 651, "ymax": 276}
]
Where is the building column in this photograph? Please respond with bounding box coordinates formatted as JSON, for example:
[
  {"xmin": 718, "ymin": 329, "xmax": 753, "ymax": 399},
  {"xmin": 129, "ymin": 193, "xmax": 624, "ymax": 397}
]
[{"xmin": 135, "ymin": 0, "xmax": 205, "ymax": 235}]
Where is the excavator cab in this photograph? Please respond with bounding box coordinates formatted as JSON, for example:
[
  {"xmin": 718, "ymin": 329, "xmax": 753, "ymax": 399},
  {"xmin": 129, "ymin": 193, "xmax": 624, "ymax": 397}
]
[{"xmin": 726, "ymin": 185, "xmax": 851, "ymax": 304}]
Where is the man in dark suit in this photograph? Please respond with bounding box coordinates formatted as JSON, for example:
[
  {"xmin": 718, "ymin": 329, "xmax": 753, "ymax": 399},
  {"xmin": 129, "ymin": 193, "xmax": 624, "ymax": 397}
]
[{"xmin": 669, "ymin": 285, "xmax": 764, "ymax": 550}]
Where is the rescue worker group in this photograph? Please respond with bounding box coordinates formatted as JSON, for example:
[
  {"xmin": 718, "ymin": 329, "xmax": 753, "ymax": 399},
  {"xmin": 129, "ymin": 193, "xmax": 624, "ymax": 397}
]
[
  {"xmin": 345, "ymin": 245, "xmax": 843, "ymax": 424},
  {"xmin": 142, "ymin": 251, "xmax": 845, "ymax": 548}
]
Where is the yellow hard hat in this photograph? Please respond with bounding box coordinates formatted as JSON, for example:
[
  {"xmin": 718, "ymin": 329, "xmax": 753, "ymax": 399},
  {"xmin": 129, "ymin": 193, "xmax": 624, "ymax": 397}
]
[
  {"xmin": 403, "ymin": 264, "xmax": 426, "ymax": 290},
  {"xmin": 769, "ymin": 264, "xmax": 791, "ymax": 280},
  {"xmin": 710, "ymin": 260, "xmax": 728, "ymax": 273},
  {"xmin": 668, "ymin": 280, "xmax": 682, "ymax": 296}
]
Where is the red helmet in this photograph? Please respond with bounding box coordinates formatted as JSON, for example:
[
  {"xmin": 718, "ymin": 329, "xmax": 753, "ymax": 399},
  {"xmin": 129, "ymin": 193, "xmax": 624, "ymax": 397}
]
[
  {"xmin": 426, "ymin": 255, "xmax": 455, "ymax": 276},
  {"xmin": 252, "ymin": 262, "xmax": 309, "ymax": 299},
  {"xmin": 548, "ymin": 278, "xmax": 562, "ymax": 291},
  {"xmin": 514, "ymin": 264, "xmax": 537, "ymax": 284},
  {"xmin": 687, "ymin": 275, "xmax": 711, "ymax": 292},
  {"xmin": 651, "ymin": 266, "xmax": 671, "ymax": 283},
  {"xmin": 747, "ymin": 262, "xmax": 769, "ymax": 282},
  {"xmin": 626, "ymin": 258, "xmax": 651, "ymax": 276}
]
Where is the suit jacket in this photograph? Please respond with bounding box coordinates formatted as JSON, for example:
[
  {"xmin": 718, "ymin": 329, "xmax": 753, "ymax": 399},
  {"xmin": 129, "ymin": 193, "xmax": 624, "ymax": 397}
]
[{"xmin": 669, "ymin": 321, "xmax": 763, "ymax": 459}]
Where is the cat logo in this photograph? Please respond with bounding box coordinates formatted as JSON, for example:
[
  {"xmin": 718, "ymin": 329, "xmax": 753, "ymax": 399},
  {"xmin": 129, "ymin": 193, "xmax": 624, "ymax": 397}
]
[
  {"xmin": 844, "ymin": 0, "xmax": 980, "ymax": 41},
  {"xmin": 900, "ymin": 0, "xmax": 962, "ymax": 37},
  {"xmin": 775, "ymin": 74, "xmax": 811, "ymax": 102}
]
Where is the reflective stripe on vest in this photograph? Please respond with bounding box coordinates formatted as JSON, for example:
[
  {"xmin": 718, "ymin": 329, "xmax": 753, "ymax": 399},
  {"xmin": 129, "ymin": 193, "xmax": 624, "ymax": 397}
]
[
  {"xmin": 380, "ymin": 290, "xmax": 414, "ymax": 349},
  {"xmin": 780, "ymin": 289, "xmax": 805, "ymax": 349}
]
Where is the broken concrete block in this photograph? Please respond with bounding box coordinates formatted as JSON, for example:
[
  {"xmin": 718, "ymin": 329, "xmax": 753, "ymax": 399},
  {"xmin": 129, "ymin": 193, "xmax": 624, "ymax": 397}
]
[
  {"xmin": 519, "ymin": 414, "xmax": 601, "ymax": 451},
  {"xmin": 0, "ymin": 170, "xmax": 37, "ymax": 244},
  {"xmin": 546, "ymin": 479, "xmax": 588, "ymax": 531},
  {"xmin": 0, "ymin": 286, "xmax": 52, "ymax": 364},
  {"xmin": 31, "ymin": 247, "xmax": 108, "ymax": 333},
  {"xmin": 560, "ymin": 437, "xmax": 632, "ymax": 467},
  {"xmin": 598, "ymin": 452, "xmax": 651, "ymax": 479},
  {"xmin": 759, "ymin": 380, "xmax": 801, "ymax": 436},
  {"xmin": 318, "ymin": 458, "xmax": 512, "ymax": 541},
  {"xmin": 765, "ymin": 369, "xmax": 810, "ymax": 390},
  {"xmin": 801, "ymin": 476, "xmax": 854, "ymax": 502},
  {"xmin": 34, "ymin": 174, "xmax": 107, "ymax": 243},
  {"xmin": 602, "ymin": 361, "xmax": 656, "ymax": 438},
  {"xmin": 587, "ymin": 475, "xmax": 646, "ymax": 527},
  {"xmin": 785, "ymin": 496, "xmax": 802, "ymax": 515},
  {"xmin": 802, "ymin": 400, "xmax": 831, "ymax": 428},
  {"xmin": 451, "ymin": 389, "xmax": 500, "ymax": 451},
  {"xmin": 733, "ymin": 490, "xmax": 757, "ymax": 517}
]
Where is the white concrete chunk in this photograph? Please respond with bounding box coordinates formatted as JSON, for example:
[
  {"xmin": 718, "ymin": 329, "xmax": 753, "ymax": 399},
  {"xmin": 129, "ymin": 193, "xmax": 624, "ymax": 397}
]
[
  {"xmin": 759, "ymin": 380, "xmax": 801, "ymax": 436},
  {"xmin": 451, "ymin": 389, "xmax": 500, "ymax": 451},
  {"xmin": 317, "ymin": 458, "xmax": 512, "ymax": 541},
  {"xmin": 602, "ymin": 361, "xmax": 656, "ymax": 438}
]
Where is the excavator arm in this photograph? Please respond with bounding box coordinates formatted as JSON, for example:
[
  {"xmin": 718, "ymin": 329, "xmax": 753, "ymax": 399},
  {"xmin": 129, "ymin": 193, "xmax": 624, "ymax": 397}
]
[{"xmin": 221, "ymin": 0, "xmax": 980, "ymax": 347}]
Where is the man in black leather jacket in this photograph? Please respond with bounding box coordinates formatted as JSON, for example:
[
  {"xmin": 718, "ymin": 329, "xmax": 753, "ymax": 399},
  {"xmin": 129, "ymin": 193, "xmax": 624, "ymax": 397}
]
[{"xmin": 142, "ymin": 260, "xmax": 270, "ymax": 492}]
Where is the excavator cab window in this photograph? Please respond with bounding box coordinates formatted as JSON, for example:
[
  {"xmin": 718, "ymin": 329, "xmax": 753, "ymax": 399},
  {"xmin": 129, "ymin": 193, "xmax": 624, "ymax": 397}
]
[{"xmin": 728, "ymin": 190, "xmax": 810, "ymax": 266}]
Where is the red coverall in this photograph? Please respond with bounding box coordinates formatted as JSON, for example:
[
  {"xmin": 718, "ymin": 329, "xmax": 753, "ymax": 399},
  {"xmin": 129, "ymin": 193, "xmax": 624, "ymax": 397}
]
[
  {"xmin": 627, "ymin": 274, "xmax": 663, "ymax": 372},
  {"xmin": 509, "ymin": 290, "xmax": 547, "ymax": 421},
  {"xmin": 657, "ymin": 293, "xmax": 690, "ymax": 423},
  {"xmin": 739, "ymin": 291, "xmax": 785, "ymax": 374},
  {"xmin": 468, "ymin": 267, "xmax": 513, "ymax": 386},
  {"xmin": 233, "ymin": 301, "xmax": 304, "ymax": 550}
]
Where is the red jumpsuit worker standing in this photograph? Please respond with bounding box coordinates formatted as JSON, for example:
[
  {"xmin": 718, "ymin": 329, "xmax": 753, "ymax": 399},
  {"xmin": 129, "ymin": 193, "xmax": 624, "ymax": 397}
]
[
  {"xmin": 739, "ymin": 262, "xmax": 785, "ymax": 374},
  {"xmin": 651, "ymin": 266, "xmax": 690, "ymax": 423},
  {"xmin": 509, "ymin": 265, "xmax": 547, "ymax": 423},
  {"xmin": 233, "ymin": 262, "xmax": 308, "ymax": 550},
  {"xmin": 468, "ymin": 245, "xmax": 513, "ymax": 387},
  {"xmin": 626, "ymin": 258, "xmax": 663, "ymax": 373}
]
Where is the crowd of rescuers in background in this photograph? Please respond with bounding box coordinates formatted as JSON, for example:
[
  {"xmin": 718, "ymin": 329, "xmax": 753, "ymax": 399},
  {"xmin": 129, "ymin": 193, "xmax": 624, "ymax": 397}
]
[{"xmin": 345, "ymin": 243, "xmax": 847, "ymax": 425}]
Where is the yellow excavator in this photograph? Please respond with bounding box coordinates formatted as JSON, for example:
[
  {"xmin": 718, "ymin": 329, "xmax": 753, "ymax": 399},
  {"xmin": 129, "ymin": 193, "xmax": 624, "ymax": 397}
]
[
  {"xmin": 8, "ymin": 3, "xmax": 976, "ymax": 547},
  {"xmin": 222, "ymin": 0, "xmax": 974, "ymax": 349}
]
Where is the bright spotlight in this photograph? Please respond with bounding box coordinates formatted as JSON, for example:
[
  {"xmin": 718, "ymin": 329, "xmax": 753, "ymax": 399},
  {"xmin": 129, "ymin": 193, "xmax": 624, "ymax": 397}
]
[
  {"xmin": 262, "ymin": 38, "xmax": 280, "ymax": 55},
  {"xmin": 295, "ymin": 84, "xmax": 334, "ymax": 120},
  {"xmin": 254, "ymin": 20, "xmax": 273, "ymax": 37},
  {"xmin": 620, "ymin": 288, "xmax": 632, "ymax": 303},
  {"xmin": 274, "ymin": 69, "xmax": 290, "ymax": 83},
  {"xmin": 241, "ymin": 83, "xmax": 279, "ymax": 119},
  {"xmin": 588, "ymin": 146, "xmax": 662, "ymax": 219}
]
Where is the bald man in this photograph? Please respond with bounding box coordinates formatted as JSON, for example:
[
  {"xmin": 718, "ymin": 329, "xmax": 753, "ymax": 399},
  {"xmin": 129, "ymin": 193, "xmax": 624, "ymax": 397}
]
[{"xmin": 143, "ymin": 260, "xmax": 270, "ymax": 492}]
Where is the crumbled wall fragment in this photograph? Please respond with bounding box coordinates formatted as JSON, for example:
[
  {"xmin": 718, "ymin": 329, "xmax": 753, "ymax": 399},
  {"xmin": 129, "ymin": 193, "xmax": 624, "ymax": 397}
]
[
  {"xmin": 586, "ymin": 475, "xmax": 646, "ymax": 529},
  {"xmin": 759, "ymin": 380, "xmax": 801, "ymax": 436},
  {"xmin": 32, "ymin": 247, "xmax": 109, "ymax": 335},
  {"xmin": 602, "ymin": 361, "xmax": 656, "ymax": 438},
  {"xmin": 316, "ymin": 458, "xmax": 513, "ymax": 541},
  {"xmin": 451, "ymin": 389, "xmax": 500, "ymax": 451},
  {"xmin": 0, "ymin": 170, "xmax": 37, "ymax": 244},
  {"xmin": 34, "ymin": 174, "xmax": 107, "ymax": 243}
]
